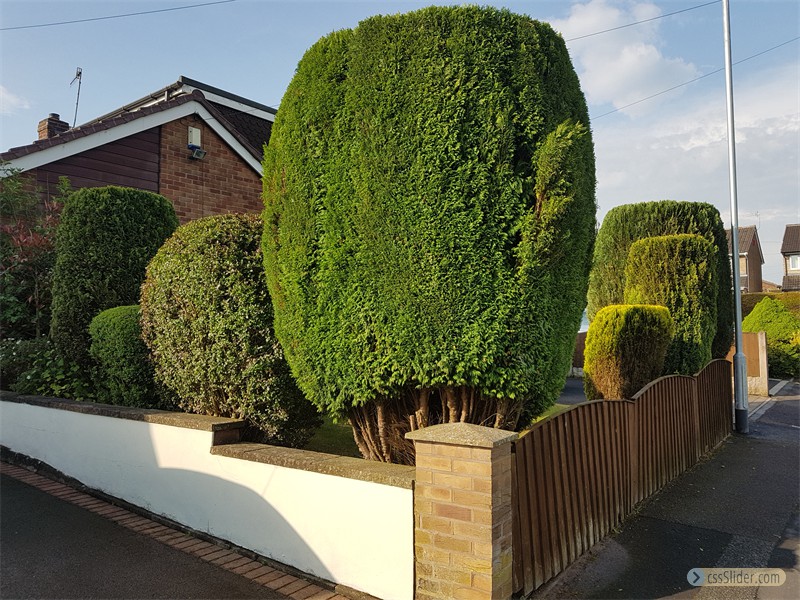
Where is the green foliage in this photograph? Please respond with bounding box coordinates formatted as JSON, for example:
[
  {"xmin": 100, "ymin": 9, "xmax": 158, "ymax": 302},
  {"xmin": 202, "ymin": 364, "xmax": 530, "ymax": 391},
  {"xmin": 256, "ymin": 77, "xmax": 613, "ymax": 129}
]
[
  {"xmin": 587, "ymin": 200, "xmax": 732, "ymax": 358},
  {"xmin": 140, "ymin": 214, "xmax": 321, "ymax": 447},
  {"xmin": 742, "ymin": 291, "xmax": 800, "ymax": 320},
  {"xmin": 1, "ymin": 166, "xmax": 70, "ymax": 339},
  {"xmin": 49, "ymin": 186, "xmax": 177, "ymax": 371},
  {"xmin": 11, "ymin": 337, "xmax": 95, "ymax": 400},
  {"xmin": 89, "ymin": 305, "xmax": 173, "ymax": 409},
  {"xmin": 262, "ymin": 5, "xmax": 596, "ymax": 437},
  {"xmin": 0, "ymin": 337, "xmax": 49, "ymax": 389},
  {"xmin": 742, "ymin": 297, "xmax": 800, "ymax": 379},
  {"xmin": 583, "ymin": 304, "xmax": 674, "ymax": 400},
  {"xmin": 624, "ymin": 234, "xmax": 718, "ymax": 375}
]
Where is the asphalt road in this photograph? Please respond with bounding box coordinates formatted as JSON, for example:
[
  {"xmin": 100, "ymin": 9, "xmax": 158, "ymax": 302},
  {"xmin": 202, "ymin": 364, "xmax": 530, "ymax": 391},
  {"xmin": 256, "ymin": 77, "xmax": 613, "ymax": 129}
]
[{"xmin": 0, "ymin": 474, "xmax": 289, "ymax": 599}]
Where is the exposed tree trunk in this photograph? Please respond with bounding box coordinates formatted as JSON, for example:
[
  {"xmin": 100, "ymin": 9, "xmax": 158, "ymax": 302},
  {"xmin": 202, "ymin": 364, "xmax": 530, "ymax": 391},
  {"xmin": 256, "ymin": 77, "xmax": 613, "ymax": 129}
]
[{"xmin": 348, "ymin": 386, "xmax": 523, "ymax": 465}]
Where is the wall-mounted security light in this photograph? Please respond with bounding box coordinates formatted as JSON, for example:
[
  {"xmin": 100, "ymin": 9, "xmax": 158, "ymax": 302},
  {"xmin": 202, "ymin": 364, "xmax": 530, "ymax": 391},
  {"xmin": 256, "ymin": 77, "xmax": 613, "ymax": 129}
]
[{"xmin": 188, "ymin": 143, "xmax": 207, "ymax": 160}]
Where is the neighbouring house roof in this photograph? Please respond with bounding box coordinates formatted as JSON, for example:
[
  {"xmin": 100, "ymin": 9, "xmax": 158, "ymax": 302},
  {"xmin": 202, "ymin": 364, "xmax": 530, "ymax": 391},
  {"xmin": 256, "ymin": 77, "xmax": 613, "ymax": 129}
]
[
  {"xmin": 761, "ymin": 279, "xmax": 781, "ymax": 292},
  {"xmin": 781, "ymin": 224, "xmax": 800, "ymax": 255},
  {"xmin": 725, "ymin": 226, "xmax": 764, "ymax": 264},
  {"xmin": 87, "ymin": 76, "xmax": 275, "ymax": 155},
  {"xmin": 1, "ymin": 77, "xmax": 276, "ymax": 175}
]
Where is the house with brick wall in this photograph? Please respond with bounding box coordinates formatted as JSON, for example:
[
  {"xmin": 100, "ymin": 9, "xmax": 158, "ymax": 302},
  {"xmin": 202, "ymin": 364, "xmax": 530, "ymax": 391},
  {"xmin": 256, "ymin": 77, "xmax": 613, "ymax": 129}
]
[
  {"xmin": 0, "ymin": 77, "xmax": 274, "ymax": 223},
  {"xmin": 780, "ymin": 224, "xmax": 800, "ymax": 291},
  {"xmin": 725, "ymin": 225, "xmax": 764, "ymax": 293}
]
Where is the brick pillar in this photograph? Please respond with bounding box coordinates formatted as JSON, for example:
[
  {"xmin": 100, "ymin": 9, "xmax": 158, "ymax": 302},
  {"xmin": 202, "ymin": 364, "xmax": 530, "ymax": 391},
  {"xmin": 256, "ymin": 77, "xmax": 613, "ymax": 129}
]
[{"xmin": 406, "ymin": 423, "xmax": 517, "ymax": 600}]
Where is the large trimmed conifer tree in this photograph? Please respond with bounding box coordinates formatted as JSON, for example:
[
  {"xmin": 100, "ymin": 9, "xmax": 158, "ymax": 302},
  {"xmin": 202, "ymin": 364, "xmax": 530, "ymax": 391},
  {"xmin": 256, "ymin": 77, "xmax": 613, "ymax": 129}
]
[{"xmin": 263, "ymin": 6, "xmax": 596, "ymax": 463}]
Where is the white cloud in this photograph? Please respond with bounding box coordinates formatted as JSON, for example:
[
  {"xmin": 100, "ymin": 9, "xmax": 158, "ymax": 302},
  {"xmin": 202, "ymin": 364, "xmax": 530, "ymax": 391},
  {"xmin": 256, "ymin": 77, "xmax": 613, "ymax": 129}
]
[
  {"xmin": 0, "ymin": 86, "xmax": 30, "ymax": 115},
  {"xmin": 552, "ymin": 0, "xmax": 698, "ymax": 116},
  {"xmin": 592, "ymin": 60, "xmax": 799, "ymax": 283}
]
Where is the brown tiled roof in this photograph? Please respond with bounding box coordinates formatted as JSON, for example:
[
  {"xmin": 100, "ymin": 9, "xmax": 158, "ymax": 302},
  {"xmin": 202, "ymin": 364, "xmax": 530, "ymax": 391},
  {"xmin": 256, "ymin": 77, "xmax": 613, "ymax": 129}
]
[
  {"xmin": 0, "ymin": 90, "xmax": 261, "ymax": 164},
  {"xmin": 1, "ymin": 93, "xmax": 193, "ymax": 161},
  {"xmin": 781, "ymin": 224, "xmax": 800, "ymax": 254},
  {"xmin": 725, "ymin": 225, "xmax": 758, "ymax": 255},
  {"xmin": 209, "ymin": 101, "xmax": 272, "ymax": 156},
  {"xmin": 782, "ymin": 274, "xmax": 800, "ymax": 291}
]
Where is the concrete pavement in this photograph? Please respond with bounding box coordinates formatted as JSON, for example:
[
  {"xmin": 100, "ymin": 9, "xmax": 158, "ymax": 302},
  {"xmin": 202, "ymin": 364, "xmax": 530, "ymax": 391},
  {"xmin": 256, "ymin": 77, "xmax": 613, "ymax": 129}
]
[{"xmin": 534, "ymin": 380, "xmax": 800, "ymax": 600}]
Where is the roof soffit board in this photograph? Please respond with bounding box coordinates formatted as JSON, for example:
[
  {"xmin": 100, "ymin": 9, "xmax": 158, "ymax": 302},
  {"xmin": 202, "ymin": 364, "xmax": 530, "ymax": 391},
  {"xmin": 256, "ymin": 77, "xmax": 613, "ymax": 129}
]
[
  {"xmin": 180, "ymin": 84, "xmax": 276, "ymax": 122},
  {"xmin": 4, "ymin": 101, "xmax": 261, "ymax": 174}
]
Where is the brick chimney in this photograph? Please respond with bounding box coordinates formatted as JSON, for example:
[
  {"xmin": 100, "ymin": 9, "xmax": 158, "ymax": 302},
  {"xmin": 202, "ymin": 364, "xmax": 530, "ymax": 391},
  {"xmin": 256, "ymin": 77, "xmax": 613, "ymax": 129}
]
[{"xmin": 37, "ymin": 113, "xmax": 70, "ymax": 140}]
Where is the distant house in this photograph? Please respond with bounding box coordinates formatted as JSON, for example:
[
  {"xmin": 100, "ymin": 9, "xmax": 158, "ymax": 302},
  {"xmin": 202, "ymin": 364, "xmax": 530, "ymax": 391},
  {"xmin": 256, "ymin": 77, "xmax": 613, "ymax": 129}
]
[
  {"xmin": 0, "ymin": 76, "xmax": 275, "ymax": 223},
  {"xmin": 725, "ymin": 226, "xmax": 764, "ymax": 293},
  {"xmin": 780, "ymin": 224, "xmax": 800, "ymax": 291}
]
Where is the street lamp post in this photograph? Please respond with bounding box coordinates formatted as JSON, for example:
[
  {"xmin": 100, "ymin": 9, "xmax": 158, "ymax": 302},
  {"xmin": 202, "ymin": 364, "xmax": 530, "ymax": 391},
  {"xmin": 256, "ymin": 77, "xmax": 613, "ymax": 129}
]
[{"xmin": 722, "ymin": 0, "xmax": 749, "ymax": 433}]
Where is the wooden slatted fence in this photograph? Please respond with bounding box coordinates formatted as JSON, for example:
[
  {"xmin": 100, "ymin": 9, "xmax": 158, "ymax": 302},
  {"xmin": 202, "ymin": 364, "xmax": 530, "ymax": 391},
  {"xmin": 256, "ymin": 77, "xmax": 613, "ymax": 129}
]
[{"xmin": 512, "ymin": 359, "xmax": 732, "ymax": 596}]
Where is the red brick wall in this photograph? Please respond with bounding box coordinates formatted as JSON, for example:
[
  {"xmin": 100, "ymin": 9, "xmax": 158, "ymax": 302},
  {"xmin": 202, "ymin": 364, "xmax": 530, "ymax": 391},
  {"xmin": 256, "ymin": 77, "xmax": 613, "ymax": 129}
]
[
  {"xmin": 747, "ymin": 238, "xmax": 763, "ymax": 293},
  {"xmin": 159, "ymin": 115, "xmax": 262, "ymax": 223}
]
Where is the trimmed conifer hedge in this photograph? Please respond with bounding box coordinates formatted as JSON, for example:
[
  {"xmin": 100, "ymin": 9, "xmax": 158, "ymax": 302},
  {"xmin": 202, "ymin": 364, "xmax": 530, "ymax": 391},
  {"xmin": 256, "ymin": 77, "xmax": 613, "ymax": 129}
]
[
  {"xmin": 89, "ymin": 305, "xmax": 170, "ymax": 409},
  {"xmin": 262, "ymin": 5, "xmax": 596, "ymax": 462},
  {"xmin": 583, "ymin": 304, "xmax": 674, "ymax": 400},
  {"xmin": 624, "ymin": 234, "xmax": 718, "ymax": 375},
  {"xmin": 742, "ymin": 297, "xmax": 800, "ymax": 379},
  {"xmin": 587, "ymin": 200, "xmax": 732, "ymax": 358},
  {"xmin": 50, "ymin": 186, "xmax": 177, "ymax": 369},
  {"xmin": 140, "ymin": 214, "xmax": 321, "ymax": 447}
]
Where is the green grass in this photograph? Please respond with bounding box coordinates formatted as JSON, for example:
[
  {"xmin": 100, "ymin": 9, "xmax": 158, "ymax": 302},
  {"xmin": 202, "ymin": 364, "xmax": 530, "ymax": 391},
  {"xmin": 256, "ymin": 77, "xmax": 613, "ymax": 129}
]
[
  {"xmin": 303, "ymin": 416, "xmax": 362, "ymax": 458},
  {"xmin": 530, "ymin": 403, "xmax": 571, "ymax": 425}
]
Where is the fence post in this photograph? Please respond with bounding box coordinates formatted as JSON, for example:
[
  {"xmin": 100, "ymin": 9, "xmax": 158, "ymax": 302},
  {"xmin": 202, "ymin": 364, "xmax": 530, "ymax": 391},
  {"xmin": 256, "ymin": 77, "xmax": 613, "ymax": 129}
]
[{"xmin": 407, "ymin": 423, "xmax": 517, "ymax": 600}]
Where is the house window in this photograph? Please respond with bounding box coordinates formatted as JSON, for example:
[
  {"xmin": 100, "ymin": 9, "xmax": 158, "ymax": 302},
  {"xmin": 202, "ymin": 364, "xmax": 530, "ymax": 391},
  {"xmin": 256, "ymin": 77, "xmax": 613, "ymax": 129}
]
[
  {"xmin": 790, "ymin": 255, "xmax": 800, "ymax": 271},
  {"xmin": 739, "ymin": 256, "xmax": 747, "ymax": 275}
]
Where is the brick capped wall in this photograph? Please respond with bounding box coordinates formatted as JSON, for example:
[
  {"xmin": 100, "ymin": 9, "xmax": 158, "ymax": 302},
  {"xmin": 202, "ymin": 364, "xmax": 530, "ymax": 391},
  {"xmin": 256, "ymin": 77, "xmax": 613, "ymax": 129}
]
[{"xmin": 159, "ymin": 115, "xmax": 262, "ymax": 223}]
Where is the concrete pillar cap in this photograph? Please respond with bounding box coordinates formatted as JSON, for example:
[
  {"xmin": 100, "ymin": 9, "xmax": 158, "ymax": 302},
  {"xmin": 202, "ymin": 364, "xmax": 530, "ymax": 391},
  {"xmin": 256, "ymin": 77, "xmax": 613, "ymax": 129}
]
[{"xmin": 405, "ymin": 422, "xmax": 517, "ymax": 448}]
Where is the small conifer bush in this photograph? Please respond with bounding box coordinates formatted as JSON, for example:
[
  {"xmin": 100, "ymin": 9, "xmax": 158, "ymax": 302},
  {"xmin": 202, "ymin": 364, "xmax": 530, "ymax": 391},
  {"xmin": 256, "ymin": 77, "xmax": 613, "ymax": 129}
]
[
  {"xmin": 584, "ymin": 304, "xmax": 674, "ymax": 400},
  {"xmin": 89, "ymin": 305, "xmax": 171, "ymax": 409},
  {"xmin": 624, "ymin": 234, "xmax": 717, "ymax": 375},
  {"xmin": 140, "ymin": 214, "xmax": 321, "ymax": 447}
]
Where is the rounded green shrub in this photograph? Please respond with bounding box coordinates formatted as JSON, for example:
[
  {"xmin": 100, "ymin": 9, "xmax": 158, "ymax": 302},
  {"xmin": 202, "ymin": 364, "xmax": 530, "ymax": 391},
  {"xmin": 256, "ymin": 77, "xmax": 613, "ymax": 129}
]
[
  {"xmin": 89, "ymin": 305, "xmax": 172, "ymax": 409},
  {"xmin": 140, "ymin": 214, "xmax": 321, "ymax": 447},
  {"xmin": 742, "ymin": 297, "xmax": 800, "ymax": 379},
  {"xmin": 583, "ymin": 304, "xmax": 674, "ymax": 400},
  {"xmin": 50, "ymin": 186, "xmax": 178, "ymax": 369},
  {"xmin": 262, "ymin": 6, "xmax": 596, "ymax": 462},
  {"xmin": 624, "ymin": 234, "xmax": 718, "ymax": 375},
  {"xmin": 587, "ymin": 200, "xmax": 732, "ymax": 358}
]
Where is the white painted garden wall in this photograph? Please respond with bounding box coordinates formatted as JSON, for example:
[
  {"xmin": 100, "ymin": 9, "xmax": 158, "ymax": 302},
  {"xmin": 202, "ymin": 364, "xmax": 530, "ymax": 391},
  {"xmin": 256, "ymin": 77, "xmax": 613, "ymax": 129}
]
[{"xmin": 0, "ymin": 397, "xmax": 414, "ymax": 600}]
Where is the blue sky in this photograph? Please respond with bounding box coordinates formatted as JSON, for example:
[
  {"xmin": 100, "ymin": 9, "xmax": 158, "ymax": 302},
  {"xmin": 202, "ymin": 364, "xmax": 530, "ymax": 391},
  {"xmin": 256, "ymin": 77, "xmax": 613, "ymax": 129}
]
[{"xmin": 1, "ymin": 0, "xmax": 798, "ymax": 282}]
